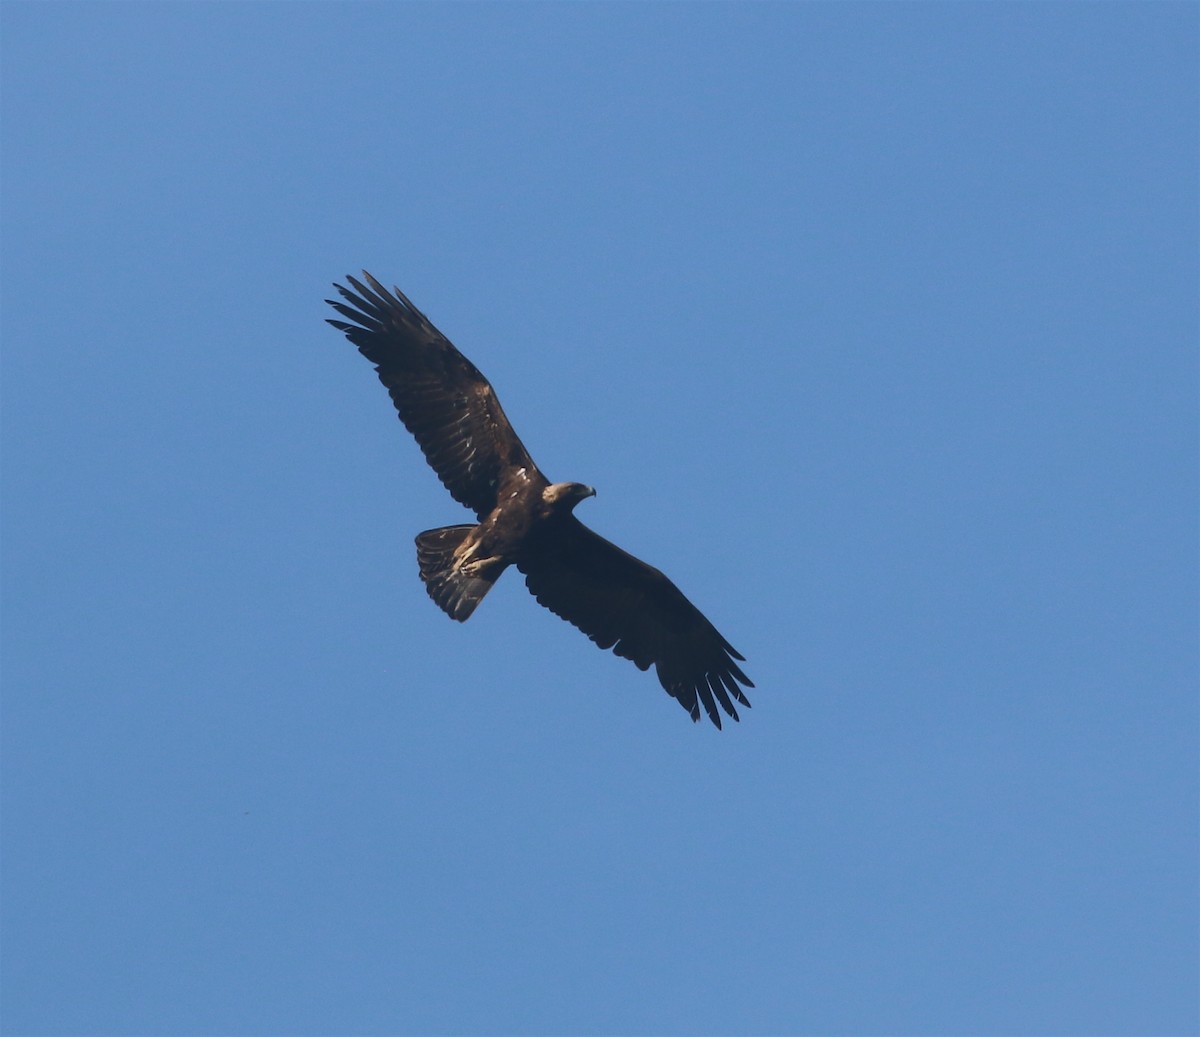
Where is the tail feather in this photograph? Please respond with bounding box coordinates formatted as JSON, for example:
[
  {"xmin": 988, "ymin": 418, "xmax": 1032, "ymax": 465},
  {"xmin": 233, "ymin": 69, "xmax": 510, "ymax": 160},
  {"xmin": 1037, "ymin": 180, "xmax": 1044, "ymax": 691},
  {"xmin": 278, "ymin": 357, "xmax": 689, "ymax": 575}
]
[{"xmin": 415, "ymin": 525, "xmax": 500, "ymax": 621}]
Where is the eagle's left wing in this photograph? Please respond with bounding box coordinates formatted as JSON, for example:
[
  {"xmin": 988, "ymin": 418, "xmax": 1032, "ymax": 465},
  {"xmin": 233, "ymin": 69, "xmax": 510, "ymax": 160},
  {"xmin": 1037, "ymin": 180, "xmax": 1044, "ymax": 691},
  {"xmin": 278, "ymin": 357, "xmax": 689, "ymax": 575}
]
[
  {"xmin": 517, "ymin": 518, "xmax": 753, "ymax": 727},
  {"xmin": 326, "ymin": 273, "xmax": 542, "ymax": 519}
]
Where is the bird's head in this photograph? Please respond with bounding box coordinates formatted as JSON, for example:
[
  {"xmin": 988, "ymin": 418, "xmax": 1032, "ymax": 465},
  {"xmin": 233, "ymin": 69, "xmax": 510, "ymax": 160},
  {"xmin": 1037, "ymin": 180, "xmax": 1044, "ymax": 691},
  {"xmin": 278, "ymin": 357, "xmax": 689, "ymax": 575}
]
[{"xmin": 542, "ymin": 481, "xmax": 597, "ymax": 512}]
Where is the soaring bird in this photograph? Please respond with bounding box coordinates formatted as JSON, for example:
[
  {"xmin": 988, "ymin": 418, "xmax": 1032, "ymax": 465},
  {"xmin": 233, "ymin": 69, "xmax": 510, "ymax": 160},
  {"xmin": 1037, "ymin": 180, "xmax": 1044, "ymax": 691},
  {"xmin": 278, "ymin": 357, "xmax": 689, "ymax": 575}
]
[{"xmin": 326, "ymin": 273, "xmax": 752, "ymax": 727}]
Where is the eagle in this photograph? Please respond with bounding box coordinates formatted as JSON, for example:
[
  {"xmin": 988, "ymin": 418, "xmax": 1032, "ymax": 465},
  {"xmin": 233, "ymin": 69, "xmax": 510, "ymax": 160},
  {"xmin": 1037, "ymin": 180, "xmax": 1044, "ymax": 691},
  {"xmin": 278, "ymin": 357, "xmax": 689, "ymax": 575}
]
[{"xmin": 326, "ymin": 273, "xmax": 753, "ymax": 727}]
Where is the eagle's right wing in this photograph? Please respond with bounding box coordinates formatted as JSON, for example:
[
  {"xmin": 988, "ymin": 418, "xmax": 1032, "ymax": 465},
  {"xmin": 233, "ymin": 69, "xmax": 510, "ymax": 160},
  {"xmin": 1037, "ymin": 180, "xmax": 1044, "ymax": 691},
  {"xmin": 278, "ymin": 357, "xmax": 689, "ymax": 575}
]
[
  {"xmin": 326, "ymin": 273, "xmax": 541, "ymax": 518},
  {"xmin": 518, "ymin": 517, "xmax": 753, "ymax": 728}
]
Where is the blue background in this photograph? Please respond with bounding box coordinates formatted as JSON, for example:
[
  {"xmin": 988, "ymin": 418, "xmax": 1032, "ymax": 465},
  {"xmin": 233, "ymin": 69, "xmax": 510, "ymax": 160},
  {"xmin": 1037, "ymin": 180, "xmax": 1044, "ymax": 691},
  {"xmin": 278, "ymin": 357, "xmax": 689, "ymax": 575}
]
[{"xmin": 3, "ymin": 4, "xmax": 1196, "ymax": 1035}]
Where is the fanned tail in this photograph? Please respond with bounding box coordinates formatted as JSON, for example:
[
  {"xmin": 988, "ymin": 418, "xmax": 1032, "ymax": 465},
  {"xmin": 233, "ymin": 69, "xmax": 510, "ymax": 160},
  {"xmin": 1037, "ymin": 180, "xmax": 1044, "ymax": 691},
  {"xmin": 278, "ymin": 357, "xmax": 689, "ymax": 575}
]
[{"xmin": 415, "ymin": 526, "xmax": 500, "ymax": 621}]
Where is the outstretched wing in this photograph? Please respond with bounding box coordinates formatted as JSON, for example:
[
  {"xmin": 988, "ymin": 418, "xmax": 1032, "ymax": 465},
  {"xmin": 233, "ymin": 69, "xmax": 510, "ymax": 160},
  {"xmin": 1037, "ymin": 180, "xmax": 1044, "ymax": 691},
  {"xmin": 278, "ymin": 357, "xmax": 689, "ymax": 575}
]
[
  {"xmin": 518, "ymin": 518, "xmax": 753, "ymax": 728},
  {"xmin": 326, "ymin": 273, "xmax": 541, "ymax": 518}
]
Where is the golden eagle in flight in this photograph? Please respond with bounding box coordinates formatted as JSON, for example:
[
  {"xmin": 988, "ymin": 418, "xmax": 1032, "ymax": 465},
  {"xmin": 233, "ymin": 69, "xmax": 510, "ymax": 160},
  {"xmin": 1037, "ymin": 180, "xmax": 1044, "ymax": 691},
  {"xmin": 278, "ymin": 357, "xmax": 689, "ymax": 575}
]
[{"xmin": 326, "ymin": 274, "xmax": 753, "ymax": 727}]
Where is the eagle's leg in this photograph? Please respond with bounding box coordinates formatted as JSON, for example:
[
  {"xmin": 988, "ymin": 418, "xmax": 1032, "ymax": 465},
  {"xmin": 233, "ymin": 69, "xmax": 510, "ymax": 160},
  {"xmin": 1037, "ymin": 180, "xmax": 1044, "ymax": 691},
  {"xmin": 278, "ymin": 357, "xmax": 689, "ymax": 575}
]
[
  {"xmin": 452, "ymin": 531, "xmax": 507, "ymax": 578},
  {"xmin": 457, "ymin": 554, "xmax": 507, "ymax": 579}
]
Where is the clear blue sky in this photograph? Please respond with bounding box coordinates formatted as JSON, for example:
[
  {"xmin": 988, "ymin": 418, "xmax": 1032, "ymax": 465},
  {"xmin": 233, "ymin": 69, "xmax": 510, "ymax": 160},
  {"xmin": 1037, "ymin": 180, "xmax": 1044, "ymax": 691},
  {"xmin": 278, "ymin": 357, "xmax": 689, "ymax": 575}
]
[{"xmin": 2, "ymin": 4, "xmax": 1196, "ymax": 1035}]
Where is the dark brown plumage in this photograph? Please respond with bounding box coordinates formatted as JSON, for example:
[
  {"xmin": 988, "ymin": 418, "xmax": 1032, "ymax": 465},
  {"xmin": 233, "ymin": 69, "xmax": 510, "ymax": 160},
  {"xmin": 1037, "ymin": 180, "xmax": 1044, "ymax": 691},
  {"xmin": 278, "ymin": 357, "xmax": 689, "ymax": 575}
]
[{"xmin": 326, "ymin": 273, "xmax": 752, "ymax": 727}]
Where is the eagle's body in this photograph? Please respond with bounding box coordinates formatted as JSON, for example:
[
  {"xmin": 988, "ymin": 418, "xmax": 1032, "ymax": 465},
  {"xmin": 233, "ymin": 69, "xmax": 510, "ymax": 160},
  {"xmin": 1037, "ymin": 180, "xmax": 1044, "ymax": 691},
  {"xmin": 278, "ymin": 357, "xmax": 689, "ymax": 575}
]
[
  {"xmin": 416, "ymin": 472, "xmax": 595, "ymax": 622},
  {"xmin": 326, "ymin": 273, "xmax": 752, "ymax": 727}
]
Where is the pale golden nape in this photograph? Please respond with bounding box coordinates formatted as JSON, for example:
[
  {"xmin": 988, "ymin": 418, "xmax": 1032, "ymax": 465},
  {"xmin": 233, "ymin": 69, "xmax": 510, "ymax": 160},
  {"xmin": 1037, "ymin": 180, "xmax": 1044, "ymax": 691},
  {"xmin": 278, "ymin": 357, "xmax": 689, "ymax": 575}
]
[{"xmin": 541, "ymin": 482, "xmax": 597, "ymax": 507}]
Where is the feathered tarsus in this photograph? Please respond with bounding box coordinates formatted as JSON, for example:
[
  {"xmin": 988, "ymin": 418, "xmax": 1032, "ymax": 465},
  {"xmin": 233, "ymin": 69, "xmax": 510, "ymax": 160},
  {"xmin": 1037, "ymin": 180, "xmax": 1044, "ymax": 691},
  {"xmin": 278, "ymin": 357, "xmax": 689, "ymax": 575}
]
[{"xmin": 326, "ymin": 273, "xmax": 752, "ymax": 727}]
